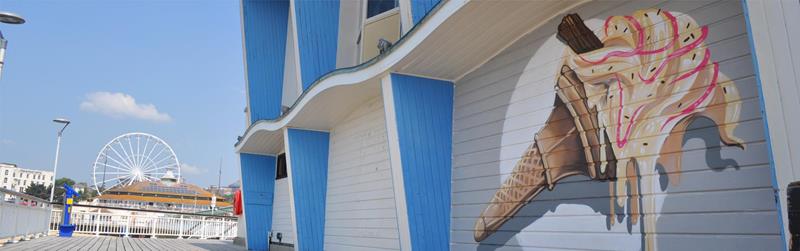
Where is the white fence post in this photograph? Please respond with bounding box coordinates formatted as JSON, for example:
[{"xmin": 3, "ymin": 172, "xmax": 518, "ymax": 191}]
[
  {"xmin": 150, "ymin": 217, "xmax": 157, "ymax": 239},
  {"xmin": 178, "ymin": 215, "xmax": 184, "ymax": 239},
  {"xmin": 200, "ymin": 217, "xmax": 206, "ymax": 240},
  {"xmin": 124, "ymin": 216, "xmax": 130, "ymax": 237},
  {"xmin": 95, "ymin": 212, "xmax": 100, "ymax": 236}
]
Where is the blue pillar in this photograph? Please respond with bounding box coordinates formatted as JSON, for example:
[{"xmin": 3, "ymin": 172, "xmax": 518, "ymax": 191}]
[
  {"xmin": 239, "ymin": 153, "xmax": 277, "ymax": 251},
  {"xmin": 285, "ymin": 129, "xmax": 330, "ymax": 251},
  {"xmin": 293, "ymin": 0, "xmax": 340, "ymax": 90},
  {"xmin": 242, "ymin": 0, "xmax": 289, "ymax": 122},
  {"xmin": 384, "ymin": 73, "xmax": 453, "ymax": 250},
  {"xmin": 411, "ymin": 0, "xmax": 441, "ymax": 25}
]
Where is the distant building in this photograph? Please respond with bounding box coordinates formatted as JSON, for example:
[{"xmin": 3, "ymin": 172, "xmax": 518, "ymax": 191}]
[
  {"xmin": 0, "ymin": 163, "xmax": 54, "ymax": 200},
  {"xmin": 206, "ymin": 180, "xmax": 239, "ymax": 198},
  {"xmin": 96, "ymin": 171, "xmax": 231, "ymax": 213},
  {"xmin": 73, "ymin": 182, "xmax": 90, "ymax": 194}
]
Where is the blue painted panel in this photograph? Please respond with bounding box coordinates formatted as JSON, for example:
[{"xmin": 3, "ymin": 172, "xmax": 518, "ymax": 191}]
[
  {"xmin": 410, "ymin": 0, "xmax": 440, "ymax": 25},
  {"xmin": 286, "ymin": 129, "xmax": 330, "ymax": 251},
  {"xmin": 239, "ymin": 153, "xmax": 277, "ymax": 251},
  {"xmin": 294, "ymin": 0, "xmax": 340, "ymax": 90},
  {"xmin": 741, "ymin": 0, "xmax": 788, "ymax": 245},
  {"xmin": 242, "ymin": 0, "xmax": 289, "ymax": 122},
  {"xmin": 389, "ymin": 73, "xmax": 453, "ymax": 250}
]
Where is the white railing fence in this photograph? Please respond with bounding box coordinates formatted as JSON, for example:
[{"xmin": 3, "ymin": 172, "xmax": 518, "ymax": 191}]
[
  {"xmin": 49, "ymin": 208, "xmax": 237, "ymax": 239},
  {"xmin": 0, "ymin": 202, "xmax": 51, "ymax": 244}
]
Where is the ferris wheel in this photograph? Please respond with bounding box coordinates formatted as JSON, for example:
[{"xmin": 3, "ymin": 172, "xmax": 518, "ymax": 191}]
[{"xmin": 92, "ymin": 132, "xmax": 180, "ymax": 195}]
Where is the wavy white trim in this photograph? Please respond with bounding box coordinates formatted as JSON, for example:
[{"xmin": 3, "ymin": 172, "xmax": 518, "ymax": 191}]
[{"xmin": 235, "ymin": 0, "xmax": 466, "ymax": 153}]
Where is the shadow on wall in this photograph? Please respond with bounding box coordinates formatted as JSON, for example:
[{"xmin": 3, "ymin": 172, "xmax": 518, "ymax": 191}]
[
  {"xmin": 456, "ymin": 16, "xmax": 553, "ymax": 250},
  {"xmin": 656, "ymin": 117, "xmax": 740, "ymax": 191},
  {"xmin": 476, "ymin": 175, "xmax": 619, "ymax": 251},
  {"xmin": 655, "ymin": 116, "xmax": 749, "ymax": 250},
  {"xmin": 476, "ymin": 117, "xmax": 741, "ymax": 251},
  {"xmin": 468, "ymin": 13, "xmax": 612, "ymax": 251}
]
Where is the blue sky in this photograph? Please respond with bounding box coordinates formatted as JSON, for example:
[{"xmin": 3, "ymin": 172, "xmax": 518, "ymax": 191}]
[{"xmin": 0, "ymin": 0, "xmax": 246, "ymax": 187}]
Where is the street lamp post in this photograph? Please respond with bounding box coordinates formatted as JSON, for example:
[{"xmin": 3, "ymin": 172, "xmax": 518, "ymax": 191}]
[
  {"xmin": 49, "ymin": 118, "xmax": 71, "ymax": 203},
  {"xmin": 0, "ymin": 11, "xmax": 25, "ymax": 79}
]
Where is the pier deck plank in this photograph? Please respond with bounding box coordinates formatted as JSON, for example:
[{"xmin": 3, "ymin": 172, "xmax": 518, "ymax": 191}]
[{"xmin": 0, "ymin": 236, "xmax": 246, "ymax": 251}]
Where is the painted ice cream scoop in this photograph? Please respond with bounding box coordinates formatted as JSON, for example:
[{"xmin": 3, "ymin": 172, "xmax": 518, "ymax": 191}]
[{"xmin": 474, "ymin": 9, "xmax": 743, "ymax": 244}]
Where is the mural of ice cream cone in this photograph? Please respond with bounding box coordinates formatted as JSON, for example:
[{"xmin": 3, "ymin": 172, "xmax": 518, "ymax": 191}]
[{"xmin": 474, "ymin": 8, "xmax": 744, "ymax": 246}]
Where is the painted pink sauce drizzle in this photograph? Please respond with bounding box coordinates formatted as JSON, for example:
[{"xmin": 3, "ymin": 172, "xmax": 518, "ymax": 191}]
[
  {"xmin": 581, "ymin": 16, "xmax": 644, "ymax": 64},
  {"xmin": 575, "ymin": 10, "xmax": 722, "ymax": 139},
  {"xmin": 660, "ymin": 63, "xmax": 720, "ymax": 131},
  {"xmin": 582, "ymin": 11, "xmax": 680, "ymax": 65},
  {"xmin": 638, "ymin": 26, "xmax": 709, "ymax": 84},
  {"xmin": 614, "ymin": 74, "xmax": 645, "ymax": 148},
  {"xmin": 671, "ymin": 48, "xmax": 711, "ymax": 84}
]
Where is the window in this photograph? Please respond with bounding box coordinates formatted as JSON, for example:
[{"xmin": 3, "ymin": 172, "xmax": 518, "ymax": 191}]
[
  {"xmin": 276, "ymin": 153, "xmax": 287, "ymax": 180},
  {"xmin": 367, "ymin": 0, "xmax": 398, "ymax": 19},
  {"xmin": 4, "ymin": 170, "xmax": 7, "ymax": 175},
  {"xmin": 3, "ymin": 178, "xmax": 6, "ymax": 183}
]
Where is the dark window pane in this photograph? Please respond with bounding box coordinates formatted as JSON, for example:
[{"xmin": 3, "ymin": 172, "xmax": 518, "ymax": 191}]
[
  {"xmin": 276, "ymin": 153, "xmax": 288, "ymax": 180},
  {"xmin": 367, "ymin": 0, "xmax": 398, "ymax": 19}
]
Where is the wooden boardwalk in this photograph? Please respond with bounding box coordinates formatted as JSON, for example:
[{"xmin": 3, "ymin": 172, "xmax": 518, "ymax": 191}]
[{"xmin": 0, "ymin": 236, "xmax": 247, "ymax": 251}]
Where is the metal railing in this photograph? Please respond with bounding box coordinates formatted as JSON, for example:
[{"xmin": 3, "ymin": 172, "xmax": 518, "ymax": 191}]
[
  {"xmin": 0, "ymin": 188, "xmax": 51, "ymax": 245},
  {"xmin": 49, "ymin": 205, "xmax": 237, "ymax": 239}
]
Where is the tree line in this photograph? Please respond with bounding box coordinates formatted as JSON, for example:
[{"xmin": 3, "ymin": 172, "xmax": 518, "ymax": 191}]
[{"xmin": 23, "ymin": 177, "xmax": 98, "ymax": 203}]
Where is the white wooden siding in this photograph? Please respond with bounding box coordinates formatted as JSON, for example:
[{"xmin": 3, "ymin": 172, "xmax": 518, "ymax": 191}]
[
  {"xmin": 324, "ymin": 96, "xmax": 401, "ymax": 251},
  {"xmin": 270, "ymin": 178, "xmax": 294, "ymax": 245},
  {"xmin": 745, "ymin": 0, "xmax": 800, "ymax": 248},
  {"xmin": 451, "ymin": 1, "xmax": 782, "ymax": 250}
]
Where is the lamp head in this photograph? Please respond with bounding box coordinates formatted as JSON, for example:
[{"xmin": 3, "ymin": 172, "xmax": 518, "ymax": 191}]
[
  {"xmin": 0, "ymin": 12, "xmax": 25, "ymax": 25},
  {"xmin": 53, "ymin": 118, "xmax": 70, "ymax": 124}
]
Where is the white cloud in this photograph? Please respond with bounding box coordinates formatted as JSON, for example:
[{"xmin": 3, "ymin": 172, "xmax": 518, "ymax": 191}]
[
  {"xmin": 80, "ymin": 92, "xmax": 172, "ymax": 122},
  {"xmin": 181, "ymin": 163, "xmax": 207, "ymax": 175},
  {"xmin": 1, "ymin": 139, "xmax": 13, "ymax": 145}
]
